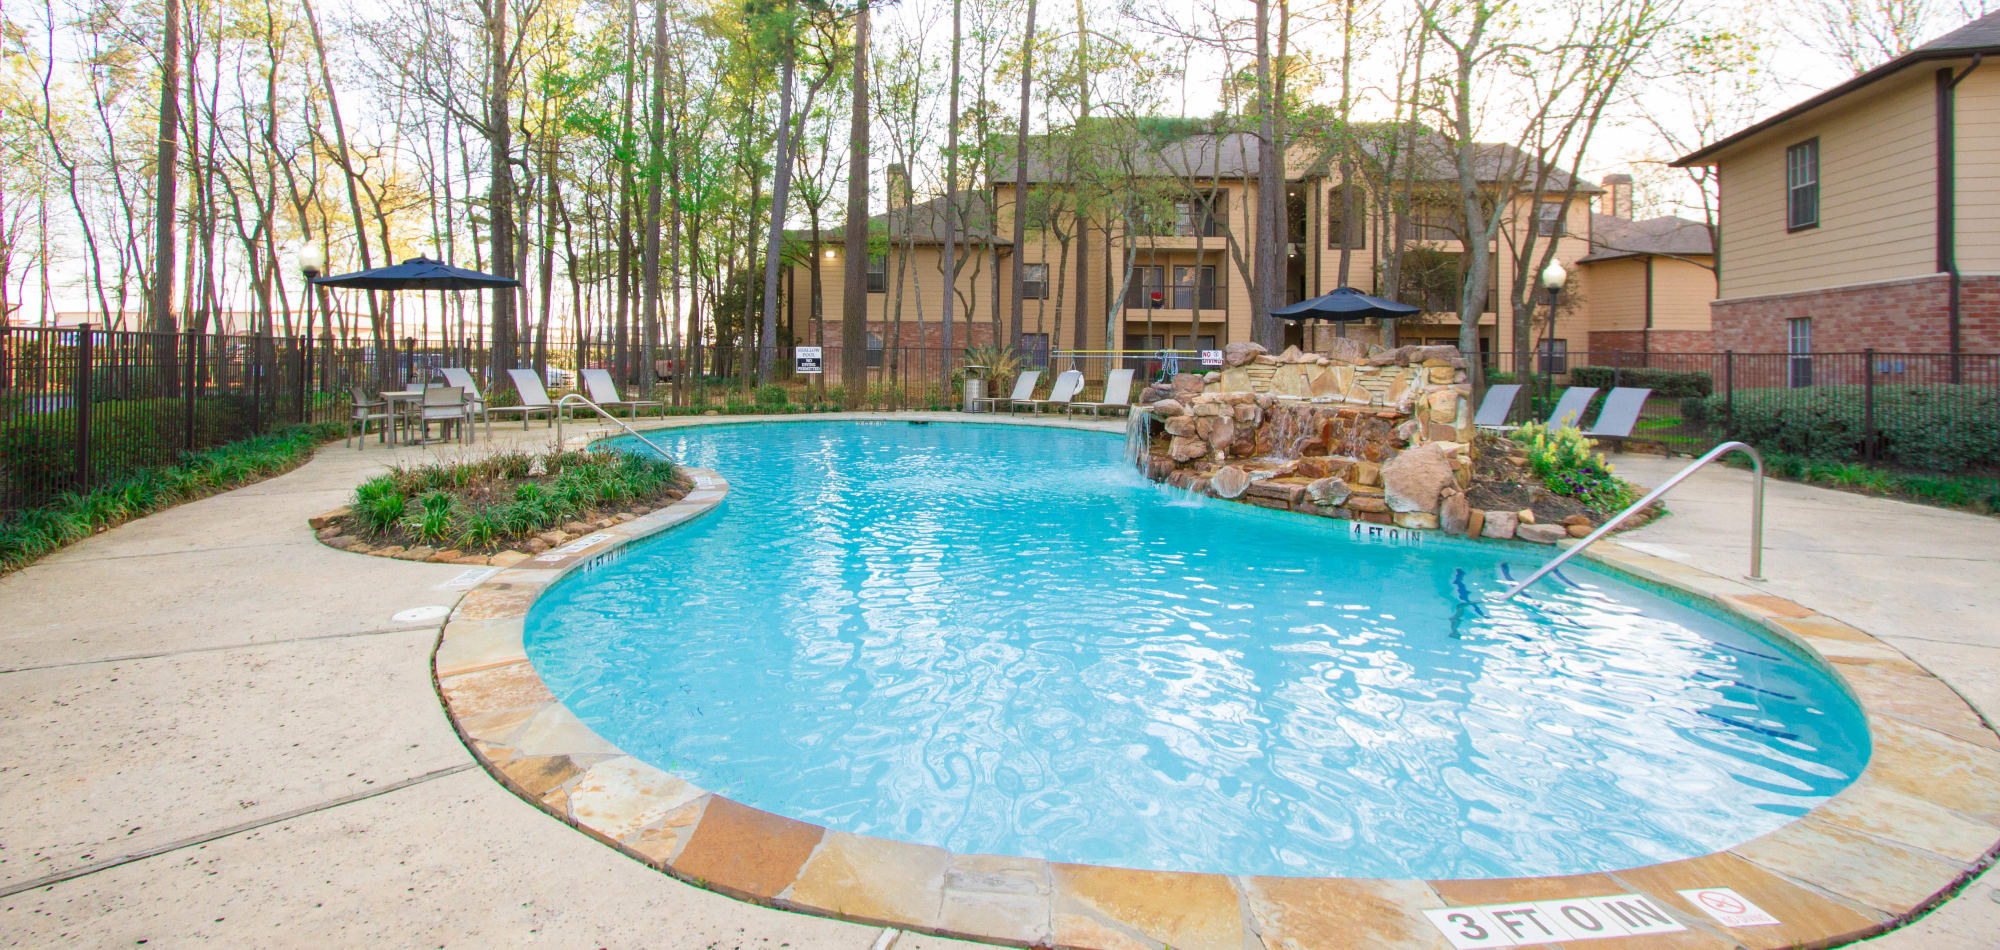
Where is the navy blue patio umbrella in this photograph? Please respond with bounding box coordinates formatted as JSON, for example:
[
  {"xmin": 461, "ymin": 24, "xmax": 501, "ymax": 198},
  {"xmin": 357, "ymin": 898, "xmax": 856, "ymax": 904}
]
[
  {"xmin": 309, "ymin": 256, "xmax": 520, "ymax": 291},
  {"xmin": 1270, "ymin": 286, "xmax": 1422, "ymax": 323}
]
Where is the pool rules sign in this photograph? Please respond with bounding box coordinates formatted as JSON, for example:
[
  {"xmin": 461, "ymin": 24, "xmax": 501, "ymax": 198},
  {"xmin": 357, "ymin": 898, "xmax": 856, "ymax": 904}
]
[{"xmin": 795, "ymin": 346, "xmax": 823, "ymax": 374}]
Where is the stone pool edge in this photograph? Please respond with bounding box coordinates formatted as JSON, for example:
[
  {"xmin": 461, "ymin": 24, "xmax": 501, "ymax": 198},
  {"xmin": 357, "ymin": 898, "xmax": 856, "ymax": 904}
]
[{"xmin": 429, "ymin": 418, "xmax": 2000, "ymax": 950}]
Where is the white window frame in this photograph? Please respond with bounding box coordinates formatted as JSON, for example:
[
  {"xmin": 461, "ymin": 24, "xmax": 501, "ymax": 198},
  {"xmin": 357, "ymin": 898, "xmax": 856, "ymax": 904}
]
[
  {"xmin": 1536, "ymin": 201, "xmax": 1566, "ymax": 237},
  {"xmin": 1021, "ymin": 263, "xmax": 1049, "ymax": 299},
  {"xmin": 1786, "ymin": 139, "xmax": 1820, "ymax": 231}
]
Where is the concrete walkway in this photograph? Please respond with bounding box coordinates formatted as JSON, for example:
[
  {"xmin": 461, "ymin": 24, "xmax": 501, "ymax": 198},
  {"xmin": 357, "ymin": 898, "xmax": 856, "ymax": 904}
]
[
  {"xmin": 0, "ymin": 418, "xmax": 1990, "ymax": 947},
  {"xmin": 1609, "ymin": 454, "xmax": 2000, "ymax": 948}
]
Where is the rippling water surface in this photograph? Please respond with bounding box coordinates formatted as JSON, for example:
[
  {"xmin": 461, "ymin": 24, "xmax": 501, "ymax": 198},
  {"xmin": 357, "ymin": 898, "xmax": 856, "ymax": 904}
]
[{"xmin": 524, "ymin": 420, "xmax": 1868, "ymax": 878}]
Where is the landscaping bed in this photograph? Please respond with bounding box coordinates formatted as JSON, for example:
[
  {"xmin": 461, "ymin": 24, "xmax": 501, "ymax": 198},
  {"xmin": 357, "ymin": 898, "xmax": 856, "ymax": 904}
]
[{"xmin": 312, "ymin": 447, "xmax": 690, "ymax": 565}]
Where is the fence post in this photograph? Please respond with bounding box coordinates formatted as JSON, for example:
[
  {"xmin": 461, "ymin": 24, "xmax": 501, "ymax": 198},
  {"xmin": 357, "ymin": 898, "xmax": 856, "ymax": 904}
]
[
  {"xmin": 295, "ymin": 338, "xmax": 308, "ymax": 424},
  {"xmin": 1611, "ymin": 350, "xmax": 1622, "ymax": 387},
  {"xmin": 1863, "ymin": 348, "xmax": 1877, "ymax": 461},
  {"xmin": 1724, "ymin": 350, "xmax": 1735, "ymax": 433},
  {"xmin": 251, "ymin": 333, "xmax": 263, "ymax": 435},
  {"xmin": 73, "ymin": 324, "xmax": 92, "ymax": 493},
  {"xmin": 183, "ymin": 328, "xmax": 197, "ymax": 451}
]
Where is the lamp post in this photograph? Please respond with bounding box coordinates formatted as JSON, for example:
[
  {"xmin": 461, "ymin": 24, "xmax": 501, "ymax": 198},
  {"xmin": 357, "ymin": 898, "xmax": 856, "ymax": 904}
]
[{"xmin": 1540, "ymin": 260, "xmax": 1567, "ymax": 374}]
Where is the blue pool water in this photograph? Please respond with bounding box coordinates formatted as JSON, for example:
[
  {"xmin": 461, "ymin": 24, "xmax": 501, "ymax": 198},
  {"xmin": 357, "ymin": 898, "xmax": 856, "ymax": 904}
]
[{"xmin": 524, "ymin": 421, "xmax": 1869, "ymax": 879}]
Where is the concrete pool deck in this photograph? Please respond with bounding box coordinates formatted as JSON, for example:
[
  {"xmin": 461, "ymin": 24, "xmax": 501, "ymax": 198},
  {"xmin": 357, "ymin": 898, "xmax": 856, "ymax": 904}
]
[{"xmin": 0, "ymin": 413, "xmax": 1993, "ymax": 947}]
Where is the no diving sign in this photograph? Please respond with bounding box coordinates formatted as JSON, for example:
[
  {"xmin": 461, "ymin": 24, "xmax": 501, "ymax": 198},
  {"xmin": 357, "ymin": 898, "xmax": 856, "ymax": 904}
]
[
  {"xmin": 795, "ymin": 346, "xmax": 823, "ymax": 374},
  {"xmin": 1678, "ymin": 887, "xmax": 1780, "ymax": 928}
]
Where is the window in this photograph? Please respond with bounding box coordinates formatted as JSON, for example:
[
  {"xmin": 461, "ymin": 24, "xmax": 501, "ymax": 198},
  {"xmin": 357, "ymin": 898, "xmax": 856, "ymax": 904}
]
[
  {"xmin": 1171, "ymin": 334, "xmax": 1217, "ymax": 352},
  {"xmin": 865, "ymin": 332, "xmax": 884, "ymax": 369},
  {"xmin": 1019, "ymin": 333, "xmax": 1051, "ymax": 367},
  {"xmin": 1328, "ymin": 187, "xmax": 1365, "ymax": 249},
  {"xmin": 1402, "ymin": 205, "xmax": 1458, "ymax": 242},
  {"xmin": 1125, "ymin": 266, "xmax": 1168, "ymax": 309},
  {"xmin": 1788, "ymin": 317, "xmax": 1813, "ymax": 387},
  {"xmin": 1171, "ymin": 265, "xmax": 1219, "ymax": 309},
  {"xmin": 1537, "ymin": 338, "xmax": 1569, "ymax": 375},
  {"xmin": 1536, "ymin": 201, "xmax": 1566, "ymax": 237},
  {"xmin": 1019, "ymin": 263, "xmax": 1049, "ymax": 300},
  {"xmin": 866, "ymin": 253, "xmax": 887, "ymax": 293},
  {"xmin": 1786, "ymin": 139, "xmax": 1819, "ymax": 231},
  {"xmin": 1172, "ymin": 194, "xmax": 1224, "ymax": 237}
]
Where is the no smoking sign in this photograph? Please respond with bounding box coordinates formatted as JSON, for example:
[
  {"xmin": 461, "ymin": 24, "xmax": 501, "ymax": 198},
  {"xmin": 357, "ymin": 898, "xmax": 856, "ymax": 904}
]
[{"xmin": 1677, "ymin": 887, "xmax": 1781, "ymax": 928}]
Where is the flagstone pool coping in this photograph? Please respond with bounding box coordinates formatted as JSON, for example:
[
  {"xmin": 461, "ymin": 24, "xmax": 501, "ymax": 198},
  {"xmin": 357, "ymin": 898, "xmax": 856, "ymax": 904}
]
[{"xmin": 430, "ymin": 421, "xmax": 2000, "ymax": 950}]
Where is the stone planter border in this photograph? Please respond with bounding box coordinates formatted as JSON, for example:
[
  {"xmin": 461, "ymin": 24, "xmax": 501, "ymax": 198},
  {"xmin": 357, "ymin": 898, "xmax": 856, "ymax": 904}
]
[{"xmin": 431, "ymin": 417, "xmax": 2000, "ymax": 950}]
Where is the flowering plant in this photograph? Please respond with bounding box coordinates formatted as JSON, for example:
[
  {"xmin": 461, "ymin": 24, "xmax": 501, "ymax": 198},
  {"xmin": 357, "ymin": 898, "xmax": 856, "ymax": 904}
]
[{"xmin": 1510, "ymin": 421, "xmax": 1636, "ymax": 511}]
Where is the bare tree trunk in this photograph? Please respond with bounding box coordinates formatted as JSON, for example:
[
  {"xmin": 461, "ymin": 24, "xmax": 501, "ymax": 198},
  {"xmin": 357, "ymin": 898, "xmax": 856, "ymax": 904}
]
[
  {"xmin": 1251, "ymin": 0, "xmax": 1284, "ymax": 350},
  {"xmin": 839, "ymin": 0, "xmax": 871, "ymax": 408},
  {"xmin": 758, "ymin": 33, "xmax": 795, "ymax": 384},
  {"xmin": 940, "ymin": 0, "xmax": 961, "ymax": 379},
  {"xmin": 147, "ymin": 0, "xmax": 182, "ymax": 343},
  {"xmin": 643, "ymin": 0, "xmax": 668, "ymax": 392},
  {"xmin": 1007, "ymin": 0, "xmax": 1037, "ymax": 348},
  {"xmin": 485, "ymin": 0, "xmax": 520, "ymax": 373}
]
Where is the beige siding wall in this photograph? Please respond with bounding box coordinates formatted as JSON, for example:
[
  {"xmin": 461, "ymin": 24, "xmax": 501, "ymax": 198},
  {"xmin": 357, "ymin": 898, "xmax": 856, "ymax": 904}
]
[
  {"xmin": 1583, "ymin": 258, "xmax": 1649, "ymax": 332},
  {"xmin": 1956, "ymin": 67, "xmax": 2000, "ymax": 272},
  {"xmin": 1715, "ymin": 71, "xmax": 1940, "ymax": 299},
  {"xmin": 1575, "ymin": 256, "xmax": 1716, "ymax": 335},
  {"xmin": 1652, "ymin": 258, "xmax": 1717, "ymax": 331}
]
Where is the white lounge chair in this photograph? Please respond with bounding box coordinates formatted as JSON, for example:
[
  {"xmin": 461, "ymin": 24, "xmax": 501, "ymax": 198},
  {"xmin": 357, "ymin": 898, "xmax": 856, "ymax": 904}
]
[
  {"xmin": 1067, "ymin": 368, "xmax": 1136, "ymax": 417},
  {"xmin": 1472, "ymin": 383, "xmax": 1523, "ymax": 431},
  {"xmin": 1583, "ymin": 387, "xmax": 1652, "ymax": 441},
  {"xmin": 439, "ymin": 368, "xmax": 490, "ymax": 433},
  {"xmin": 491, "ymin": 368, "xmax": 559, "ymax": 429},
  {"xmin": 971, "ymin": 370, "xmax": 1039, "ymax": 412},
  {"xmin": 581, "ymin": 368, "xmax": 662, "ymax": 418},
  {"xmin": 1544, "ymin": 386, "xmax": 1600, "ymax": 430},
  {"xmin": 1012, "ymin": 369, "xmax": 1084, "ymax": 414}
]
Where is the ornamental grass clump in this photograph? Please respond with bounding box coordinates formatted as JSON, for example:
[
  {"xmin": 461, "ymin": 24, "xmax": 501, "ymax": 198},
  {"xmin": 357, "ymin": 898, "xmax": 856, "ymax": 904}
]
[{"xmin": 1511, "ymin": 421, "xmax": 1638, "ymax": 511}]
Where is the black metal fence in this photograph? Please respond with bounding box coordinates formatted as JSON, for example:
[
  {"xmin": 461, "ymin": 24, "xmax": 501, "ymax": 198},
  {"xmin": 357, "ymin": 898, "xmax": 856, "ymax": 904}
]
[{"xmin": 1478, "ymin": 349, "xmax": 2000, "ymax": 473}]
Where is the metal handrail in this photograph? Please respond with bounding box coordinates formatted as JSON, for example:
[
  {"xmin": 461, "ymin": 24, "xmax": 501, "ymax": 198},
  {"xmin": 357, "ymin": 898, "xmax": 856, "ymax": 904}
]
[
  {"xmin": 553, "ymin": 393, "xmax": 675, "ymax": 461},
  {"xmin": 1499, "ymin": 440, "xmax": 1765, "ymax": 601}
]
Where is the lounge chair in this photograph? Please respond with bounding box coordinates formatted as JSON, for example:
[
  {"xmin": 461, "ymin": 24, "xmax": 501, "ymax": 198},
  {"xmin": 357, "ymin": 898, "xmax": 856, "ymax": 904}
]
[
  {"xmin": 1583, "ymin": 387, "xmax": 1652, "ymax": 441},
  {"xmin": 346, "ymin": 386, "xmax": 392, "ymax": 449},
  {"xmin": 1471, "ymin": 384, "xmax": 1523, "ymax": 430},
  {"xmin": 490, "ymin": 368, "xmax": 559, "ymax": 429},
  {"xmin": 439, "ymin": 368, "xmax": 490, "ymax": 434},
  {"xmin": 1068, "ymin": 368, "xmax": 1136, "ymax": 417},
  {"xmin": 581, "ymin": 368, "xmax": 663, "ymax": 418},
  {"xmin": 1011, "ymin": 369, "xmax": 1084, "ymax": 414},
  {"xmin": 1543, "ymin": 386, "xmax": 1600, "ymax": 430},
  {"xmin": 971, "ymin": 370, "xmax": 1039, "ymax": 412}
]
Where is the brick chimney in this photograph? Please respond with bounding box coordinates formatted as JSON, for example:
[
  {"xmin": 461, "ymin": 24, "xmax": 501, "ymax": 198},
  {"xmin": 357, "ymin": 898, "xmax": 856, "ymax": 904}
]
[{"xmin": 1603, "ymin": 173, "xmax": 1633, "ymax": 219}]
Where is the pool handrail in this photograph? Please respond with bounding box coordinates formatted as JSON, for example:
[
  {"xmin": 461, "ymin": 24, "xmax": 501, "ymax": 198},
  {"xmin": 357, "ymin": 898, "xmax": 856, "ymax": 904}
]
[
  {"xmin": 554, "ymin": 393, "xmax": 676, "ymax": 462},
  {"xmin": 1499, "ymin": 440, "xmax": 1765, "ymax": 601}
]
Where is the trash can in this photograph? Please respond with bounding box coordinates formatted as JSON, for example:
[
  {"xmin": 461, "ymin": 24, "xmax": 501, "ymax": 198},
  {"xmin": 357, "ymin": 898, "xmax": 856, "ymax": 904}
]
[{"xmin": 961, "ymin": 364, "xmax": 989, "ymax": 412}]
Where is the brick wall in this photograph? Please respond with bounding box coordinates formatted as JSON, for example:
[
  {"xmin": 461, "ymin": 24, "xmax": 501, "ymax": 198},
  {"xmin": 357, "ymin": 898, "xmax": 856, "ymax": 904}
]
[
  {"xmin": 1585, "ymin": 330, "xmax": 1716, "ymax": 354},
  {"xmin": 1709, "ymin": 274, "xmax": 2000, "ymax": 352}
]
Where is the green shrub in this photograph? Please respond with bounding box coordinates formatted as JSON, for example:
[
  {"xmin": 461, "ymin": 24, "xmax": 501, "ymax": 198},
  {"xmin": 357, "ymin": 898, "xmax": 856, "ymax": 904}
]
[
  {"xmin": 1692, "ymin": 384, "xmax": 2000, "ymax": 473},
  {"xmin": 361, "ymin": 492, "xmax": 407, "ymax": 534},
  {"xmin": 1569, "ymin": 365, "xmax": 1714, "ymax": 399},
  {"xmin": 754, "ymin": 384, "xmax": 789, "ymax": 407},
  {"xmin": 1511, "ymin": 421, "xmax": 1637, "ymax": 510}
]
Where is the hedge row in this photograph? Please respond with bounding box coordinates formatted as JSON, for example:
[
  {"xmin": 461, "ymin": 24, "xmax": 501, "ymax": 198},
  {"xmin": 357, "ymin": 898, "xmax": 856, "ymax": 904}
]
[
  {"xmin": 1568, "ymin": 366, "xmax": 1714, "ymax": 399},
  {"xmin": 1686, "ymin": 384, "xmax": 2000, "ymax": 473}
]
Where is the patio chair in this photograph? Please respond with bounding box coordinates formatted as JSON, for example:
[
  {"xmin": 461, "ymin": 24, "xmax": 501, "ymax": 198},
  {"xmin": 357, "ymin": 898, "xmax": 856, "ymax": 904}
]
[
  {"xmin": 346, "ymin": 386, "xmax": 393, "ymax": 449},
  {"xmin": 1471, "ymin": 384, "xmax": 1523, "ymax": 430},
  {"xmin": 970, "ymin": 370, "xmax": 1039, "ymax": 412},
  {"xmin": 417, "ymin": 385, "xmax": 473, "ymax": 445},
  {"xmin": 1544, "ymin": 386, "xmax": 1601, "ymax": 430},
  {"xmin": 490, "ymin": 369, "xmax": 559, "ymax": 429},
  {"xmin": 1067, "ymin": 368, "xmax": 1137, "ymax": 418},
  {"xmin": 581, "ymin": 368, "xmax": 663, "ymax": 419},
  {"xmin": 1583, "ymin": 387, "xmax": 1653, "ymax": 442},
  {"xmin": 439, "ymin": 368, "xmax": 490, "ymax": 433},
  {"xmin": 1011, "ymin": 369, "xmax": 1084, "ymax": 414}
]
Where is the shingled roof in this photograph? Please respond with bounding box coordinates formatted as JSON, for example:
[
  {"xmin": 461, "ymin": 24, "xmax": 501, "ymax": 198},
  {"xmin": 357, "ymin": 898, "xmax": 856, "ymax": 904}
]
[
  {"xmin": 787, "ymin": 192, "xmax": 1008, "ymax": 246},
  {"xmin": 1579, "ymin": 213, "xmax": 1715, "ymax": 263},
  {"xmin": 1676, "ymin": 11, "xmax": 2000, "ymax": 165}
]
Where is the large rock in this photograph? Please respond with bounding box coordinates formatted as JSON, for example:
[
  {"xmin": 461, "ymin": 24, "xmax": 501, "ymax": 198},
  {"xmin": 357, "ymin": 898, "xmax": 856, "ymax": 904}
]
[
  {"xmin": 1191, "ymin": 399, "xmax": 1229, "ymax": 417},
  {"xmin": 1195, "ymin": 415, "xmax": 1236, "ymax": 447},
  {"xmin": 1168, "ymin": 436, "xmax": 1210, "ymax": 462},
  {"xmin": 1164, "ymin": 415, "xmax": 1199, "ymax": 437},
  {"xmin": 1138, "ymin": 384, "xmax": 1172, "ymax": 405},
  {"xmin": 1425, "ymin": 388, "xmax": 1460, "ymax": 423},
  {"xmin": 1210, "ymin": 465, "xmax": 1253, "ymax": 499},
  {"xmin": 1222, "ymin": 341, "xmax": 1268, "ymax": 367},
  {"xmin": 1277, "ymin": 345, "xmax": 1306, "ymax": 362},
  {"xmin": 1148, "ymin": 398, "xmax": 1185, "ymax": 417},
  {"xmin": 1171, "ymin": 373, "xmax": 1206, "ymax": 399},
  {"xmin": 1517, "ymin": 523, "xmax": 1567, "ymax": 545},
  {"xmin": 1380, "ymin": 443, "xmax": 1457, "ymax": 513},
  {"xmin": 1325, "ymin": 337, "xmax": 1369, "ymax": 365},
  {"xmin": 1307, "ymin": 476, "xmax": 1351, "ymax": 506},
  {"xmin": 1440, "ymin": 492, "xmax": 1471, "ymax": 535},
  {"xmin": 1481, "ymin": 510, "xmax": 1519, "ymax": 540}
]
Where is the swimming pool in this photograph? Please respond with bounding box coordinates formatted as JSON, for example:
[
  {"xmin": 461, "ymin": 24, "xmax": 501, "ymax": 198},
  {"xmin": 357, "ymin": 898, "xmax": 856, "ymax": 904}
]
[{"xmin": 523, "ymin": 420, "xmax": 1868, "ymax": 880}]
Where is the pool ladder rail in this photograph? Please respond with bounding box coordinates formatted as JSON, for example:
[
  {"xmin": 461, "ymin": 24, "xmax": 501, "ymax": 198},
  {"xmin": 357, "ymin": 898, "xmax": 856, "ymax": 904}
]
[
  {"xmin": 1499, "ymin": 441, "xmax": 1766, "ymax": 601},
  {"xmin": 553, "ymin": 393, "xmax": 677, "ymax": 462}
]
